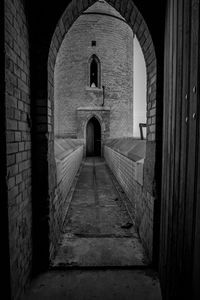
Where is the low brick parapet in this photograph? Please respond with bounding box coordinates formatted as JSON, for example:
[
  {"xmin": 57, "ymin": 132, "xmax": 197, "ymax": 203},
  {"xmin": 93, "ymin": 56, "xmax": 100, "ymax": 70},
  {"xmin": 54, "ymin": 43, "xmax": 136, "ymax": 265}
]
[
  {"xmin": 104, "ymin": 139, "xmax": 153, "ymax": 261},
  {"xmin": 50, "ymin": 139, "xmax": 84, "ymax": 259}
]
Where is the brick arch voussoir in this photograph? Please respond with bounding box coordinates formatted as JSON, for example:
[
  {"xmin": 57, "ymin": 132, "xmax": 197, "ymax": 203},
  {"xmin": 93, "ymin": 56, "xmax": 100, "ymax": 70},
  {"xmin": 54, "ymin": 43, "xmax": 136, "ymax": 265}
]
[
  {"xmin": 50, "ymin": 0, "xmax": 156, "ymax": 77},
  {"xmin": 50, "ymin": 0, "xmax": 151, "ymax": 69}
]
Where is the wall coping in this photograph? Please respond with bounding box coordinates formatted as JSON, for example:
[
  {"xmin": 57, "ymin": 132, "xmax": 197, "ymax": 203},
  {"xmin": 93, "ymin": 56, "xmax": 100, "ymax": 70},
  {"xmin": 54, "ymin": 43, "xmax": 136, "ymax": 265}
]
[
  {"xmin": 104, "ymin": 145, "xmax": 144, "ymax": 186},
  {"xmin": 77, "ymin": 106, "xmax": 110, "ymax": 111},
  {"xmin": 104, "ymin": 144, "xmax": 145, "ymax": 163},
  {"xmin": 55, "ymin": 145, "xmax": 83, "ymax": 162}
]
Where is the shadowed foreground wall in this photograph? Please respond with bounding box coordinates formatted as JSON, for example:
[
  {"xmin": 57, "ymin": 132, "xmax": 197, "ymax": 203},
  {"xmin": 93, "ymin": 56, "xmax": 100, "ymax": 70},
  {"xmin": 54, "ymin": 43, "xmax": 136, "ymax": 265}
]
[
  {"xmin": 5, "ymin": 0, "xmax": 32, "ymax": 298},
  {"xmin": 160, "ymin": 0, "xmax": 200, "ymax": 299}
]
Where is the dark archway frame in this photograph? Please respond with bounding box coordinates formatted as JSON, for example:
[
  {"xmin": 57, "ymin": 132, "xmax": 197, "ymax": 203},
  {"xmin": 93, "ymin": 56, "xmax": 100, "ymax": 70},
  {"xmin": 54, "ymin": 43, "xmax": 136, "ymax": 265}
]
[{"xmin": 32, "ymin": 0, "xmax": 160, "ymax": 272}]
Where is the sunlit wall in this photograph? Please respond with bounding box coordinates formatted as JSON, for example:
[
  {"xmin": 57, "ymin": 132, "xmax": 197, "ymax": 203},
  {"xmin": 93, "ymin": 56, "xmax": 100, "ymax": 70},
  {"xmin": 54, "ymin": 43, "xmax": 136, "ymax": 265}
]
[{"xmin": 133, "ymin": 36, "xmax": 147, "ymax": 138}]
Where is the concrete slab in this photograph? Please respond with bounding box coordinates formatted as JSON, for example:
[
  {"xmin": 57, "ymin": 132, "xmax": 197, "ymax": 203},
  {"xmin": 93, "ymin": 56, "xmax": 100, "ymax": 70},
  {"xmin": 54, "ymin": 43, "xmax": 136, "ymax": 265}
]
[
  {"xmin": 52, "ymin": 236, "xmax": 147, "ymax": 267},
  {"xmin": 22, "ymin": 269, "xmax": 162, "ymax": 300}
]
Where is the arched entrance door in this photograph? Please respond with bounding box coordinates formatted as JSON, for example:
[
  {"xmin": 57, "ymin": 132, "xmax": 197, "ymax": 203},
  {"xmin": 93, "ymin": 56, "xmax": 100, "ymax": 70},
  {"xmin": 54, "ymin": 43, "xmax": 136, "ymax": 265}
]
[{"xmin": 86, "ymin": 117, "xmax": 101, "ymax": 156}]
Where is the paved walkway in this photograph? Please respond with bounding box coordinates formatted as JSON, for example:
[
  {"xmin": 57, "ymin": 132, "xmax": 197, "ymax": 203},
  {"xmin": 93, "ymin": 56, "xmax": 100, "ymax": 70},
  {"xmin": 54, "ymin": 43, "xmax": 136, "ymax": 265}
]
[
  {"xmin": 52, "ymin": 157, "xmax": 146, "ymax": 267},
  {"xmin": 22, "ymin": 157, "xmax": 162, "ymax": 300}
]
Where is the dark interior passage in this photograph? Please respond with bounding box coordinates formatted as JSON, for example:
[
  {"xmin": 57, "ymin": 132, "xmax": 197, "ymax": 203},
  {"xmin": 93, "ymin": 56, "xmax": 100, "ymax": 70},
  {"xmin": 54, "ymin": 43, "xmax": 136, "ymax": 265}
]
[{"xmin": 86, "ymin": 117, "xmax": 101, "ymax": 156}]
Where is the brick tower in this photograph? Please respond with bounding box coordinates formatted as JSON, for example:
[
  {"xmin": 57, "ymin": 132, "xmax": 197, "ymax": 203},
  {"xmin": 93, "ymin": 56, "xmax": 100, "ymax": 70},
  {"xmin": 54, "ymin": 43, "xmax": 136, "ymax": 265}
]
[{"xmin": 54, "ymin": 0, "xmax": 134, "ymax": 151}]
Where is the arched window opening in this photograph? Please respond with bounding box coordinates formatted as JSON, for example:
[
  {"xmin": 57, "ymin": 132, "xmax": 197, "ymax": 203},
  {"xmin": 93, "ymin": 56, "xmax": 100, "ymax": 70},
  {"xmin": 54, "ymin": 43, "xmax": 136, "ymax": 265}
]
[
  {"xmin": 90, "ymin": 59, "xmax": 98, "ymax": 87},
  {"xmin": 89, "ymin": 55, "xmax": 101, "ymax": 88}
]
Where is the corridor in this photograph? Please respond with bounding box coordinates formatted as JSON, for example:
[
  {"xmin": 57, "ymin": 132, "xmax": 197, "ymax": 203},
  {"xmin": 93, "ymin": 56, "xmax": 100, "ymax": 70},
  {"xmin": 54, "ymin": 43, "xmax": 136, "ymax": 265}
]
[{"xmin": 22, "ymin": 158, "xmax": 162, "ymax": 300}]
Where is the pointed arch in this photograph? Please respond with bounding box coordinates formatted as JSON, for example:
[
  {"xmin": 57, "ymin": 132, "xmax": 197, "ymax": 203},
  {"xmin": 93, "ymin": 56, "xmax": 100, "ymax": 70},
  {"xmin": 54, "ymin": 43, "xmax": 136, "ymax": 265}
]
[
  {"xmin": 88, "ymin": 54, "xmax": 101, "ymax": 88},
  {"xmin": 86, "ymin": 116, "xmax": 101, "ymax": 156},
  {"xmin": 85, "ymin": 113, "xmax": 103, "ymax": 128}
]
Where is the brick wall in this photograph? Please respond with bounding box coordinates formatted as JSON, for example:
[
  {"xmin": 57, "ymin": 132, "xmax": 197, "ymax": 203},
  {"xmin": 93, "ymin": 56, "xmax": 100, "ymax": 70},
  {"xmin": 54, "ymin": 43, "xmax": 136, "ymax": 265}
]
[
  {"xmin": 50, "ymin": 140, "xmax": 83, "ymax": 258},
  {"xmin": 104, "ymin": 145, "xmax": 154, "ymax": 260},
  {"xmin": 5, "ymin": 0, "xmax": 32, "ymax": 298}
]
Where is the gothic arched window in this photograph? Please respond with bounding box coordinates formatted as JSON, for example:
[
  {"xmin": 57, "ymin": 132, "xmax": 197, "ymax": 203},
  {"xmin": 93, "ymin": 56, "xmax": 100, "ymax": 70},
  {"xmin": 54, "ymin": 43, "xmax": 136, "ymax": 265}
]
[{"xmin": 89, "ymin": 55, "xmax": 101, "ymax": 88}]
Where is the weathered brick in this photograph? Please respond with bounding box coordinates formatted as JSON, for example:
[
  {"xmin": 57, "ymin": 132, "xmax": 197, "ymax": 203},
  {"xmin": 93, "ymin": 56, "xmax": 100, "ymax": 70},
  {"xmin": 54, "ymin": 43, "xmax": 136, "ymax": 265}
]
[
  {"xmin": 7, "ymin": 164, "xmax": 19, "ymax": 177},
  {"xmin": 18, "ymin": 100, "xmax": 24, "ymax": 111},
  {"xmin": 148, "ymin": 133, "xmax": 155, "ymax": 142},
  {"xmin": 149, "ymin": 108, "xmax": 156, "ymax": 117},
  {"xmin": 18, "ymin": 121, "xmax": 27, "ymax": 131},
  {"xmin": 5, "ymin": 55, "xmax": 14, "ymax": 72},
  {"xmin": 7, "ymin": 154, "xmax": 16, "ymax": 166},
  {"xmin": 14, "ymin": 109, "xmax": 21, "ymax": 120},
  {"xmin": 8, "ymin": 185, "xmax": 19, "ymax": 199},
  {"xmin": 16, "ymin": 152, "xmax": 22, "ymax": 163},
  {"xmin": 8, "ymin": 177, "xmax": 16, "ymax": 189},
  {"xmin": 14, "ymin": 64, "xmax": 21, "ymax": 78},
  {"xmin": 7, "ymin": 142, "xmax": 18, "ymax": 154},
  {"xmin": 20, "ymin": 50, "xmax": 26, "ymax": 62},
  {"xmin": 151, "ymin": 116, "xmax": 156, "ymax": 124},
  {"xmin": 15, "ymin": 131, "xmax": 21, "ymax": 141},
  {"xmin": 14, "ymin": 87, "xmax": 21, "ymax": 99},
  {"xmin": 19, "ymin": 142, "xmax": 25, "ymax": 152},
  {"xmin": 17, "ymin": 78, "xmax": 28, "ymax": 93},
  {"xmin": 150, "ymin": 124, "xmax": 155, "ymax": 133},
  {"xmin": 7, "ymin": 131, "xmax": 15, "ymax": 142}
]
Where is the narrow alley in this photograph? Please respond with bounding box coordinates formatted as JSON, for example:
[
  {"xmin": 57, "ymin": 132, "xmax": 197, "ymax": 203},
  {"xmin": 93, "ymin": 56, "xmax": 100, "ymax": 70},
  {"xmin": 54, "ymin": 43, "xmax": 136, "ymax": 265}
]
[{"xmin": 22, "ymin": 157, "xmax": 161, "ymax": 299}]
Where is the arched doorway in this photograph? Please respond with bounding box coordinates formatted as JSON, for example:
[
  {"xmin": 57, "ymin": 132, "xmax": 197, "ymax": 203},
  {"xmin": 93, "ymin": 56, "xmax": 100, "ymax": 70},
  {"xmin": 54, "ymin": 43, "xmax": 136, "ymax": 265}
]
[
  {"xmin": 47, "ymin": 0, "xmax": 159, "ymax": 270},
  {"xmin": 86, "ymin": 117, "xmax": 101, "ymax": 156}
]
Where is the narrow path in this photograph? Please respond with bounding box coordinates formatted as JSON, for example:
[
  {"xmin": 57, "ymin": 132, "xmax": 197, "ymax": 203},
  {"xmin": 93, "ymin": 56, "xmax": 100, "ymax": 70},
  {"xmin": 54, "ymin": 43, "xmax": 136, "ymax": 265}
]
[
  {"xmin": 22, "ymin": 157, "xmax": 162, "ymax": 300},
  {"xmin": 52, "ymin": 157, "xmax": 147, "ymax": 267},
  {"xmin": 22, "ymin": 269, "xmax": 162, "ymax": 300}
]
